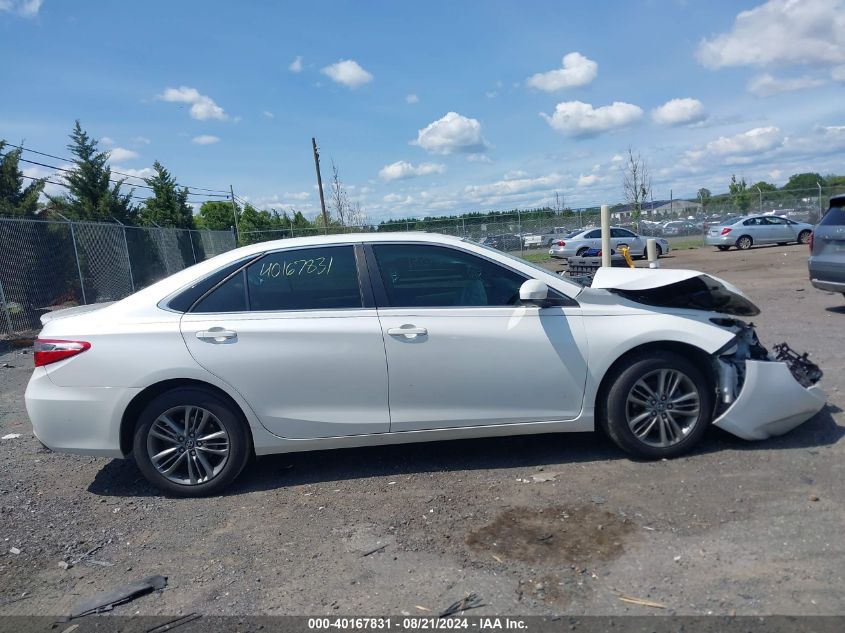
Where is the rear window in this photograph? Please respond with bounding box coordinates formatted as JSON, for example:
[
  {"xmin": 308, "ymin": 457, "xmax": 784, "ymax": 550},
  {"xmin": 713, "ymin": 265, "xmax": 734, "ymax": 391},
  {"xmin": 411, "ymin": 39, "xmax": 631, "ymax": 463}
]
[{"xmin": 819, "ymin": 206, "xmax": 845, "ymax": 226}]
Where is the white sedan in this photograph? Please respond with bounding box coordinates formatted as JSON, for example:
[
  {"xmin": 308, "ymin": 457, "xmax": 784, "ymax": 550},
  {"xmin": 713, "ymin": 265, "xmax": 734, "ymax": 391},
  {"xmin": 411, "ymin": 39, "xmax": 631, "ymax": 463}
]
[
  {"xmin": 549, "ymin": 227, "xmax": 670, "ymax": 259},
  {"xmin": 26, "ymin": 233, "xmax": 825, "ymax": 496}
]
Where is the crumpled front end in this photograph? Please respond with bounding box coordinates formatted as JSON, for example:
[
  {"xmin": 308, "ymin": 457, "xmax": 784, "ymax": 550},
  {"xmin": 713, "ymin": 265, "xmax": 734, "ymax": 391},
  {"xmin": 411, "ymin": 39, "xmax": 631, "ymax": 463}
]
[{"xmin": 710, "ymin": 321, "xmax": 826, "ymax": 440}]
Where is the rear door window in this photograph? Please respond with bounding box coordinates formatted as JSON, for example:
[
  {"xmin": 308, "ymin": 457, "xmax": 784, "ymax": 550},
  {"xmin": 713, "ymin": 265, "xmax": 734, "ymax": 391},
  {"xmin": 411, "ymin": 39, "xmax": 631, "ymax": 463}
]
[{"xmin": 247, "ymin": 246, "xmax": 362, "ymax": 311}]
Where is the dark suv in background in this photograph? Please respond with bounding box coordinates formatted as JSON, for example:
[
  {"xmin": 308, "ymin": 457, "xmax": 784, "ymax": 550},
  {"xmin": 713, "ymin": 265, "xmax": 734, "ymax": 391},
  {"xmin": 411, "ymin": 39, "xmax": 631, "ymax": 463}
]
[{"xmin": 809, "ymin": 194, "xmax": 845, "ymax": 297}]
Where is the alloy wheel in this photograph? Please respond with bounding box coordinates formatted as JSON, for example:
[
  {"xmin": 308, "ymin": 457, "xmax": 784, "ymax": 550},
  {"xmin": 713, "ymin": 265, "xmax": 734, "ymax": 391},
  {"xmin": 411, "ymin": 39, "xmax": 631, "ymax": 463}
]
[
  {"xmin": 625, "ymin": 368, "xmax": 701, "ymax": 448},
  {"xmin": 146, "ymin": 405, "xmax": 230, "ymax": 485}
]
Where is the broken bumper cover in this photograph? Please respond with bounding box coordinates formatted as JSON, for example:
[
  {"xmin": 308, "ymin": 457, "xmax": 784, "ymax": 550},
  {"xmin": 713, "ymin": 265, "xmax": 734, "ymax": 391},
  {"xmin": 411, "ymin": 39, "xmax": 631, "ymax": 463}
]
[{"xmin": 713, "ymin": 359, "xmax": 826, "ymax": 440}]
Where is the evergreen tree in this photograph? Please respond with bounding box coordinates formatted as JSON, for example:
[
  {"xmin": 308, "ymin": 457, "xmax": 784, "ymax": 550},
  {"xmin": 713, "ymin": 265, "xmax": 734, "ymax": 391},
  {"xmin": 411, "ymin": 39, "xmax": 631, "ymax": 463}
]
[
  {"xmin": 729, "ymin": 174, "xmax": 751, "ymax": 213},
  {"xmin": 140, "ymin": 161, "xmax": 194, "ymax": 228},
  {"xmin": 51, "ymin": 121, "xmax": 135, "ymax": 222},
  {"xmin": 0, "ymin": 141, "xmax": 45, "ymax": 216}
]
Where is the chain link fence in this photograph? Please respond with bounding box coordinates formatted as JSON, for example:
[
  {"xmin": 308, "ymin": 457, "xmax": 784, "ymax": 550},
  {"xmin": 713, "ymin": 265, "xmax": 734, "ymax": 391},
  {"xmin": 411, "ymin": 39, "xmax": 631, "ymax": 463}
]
[
  {"xmin": 0, "ymin": 217, "xmax": 236, "ymax": 337},
  {"xmin": 240, "ymin": 185, "xmax": 844, "ymax": 256}
]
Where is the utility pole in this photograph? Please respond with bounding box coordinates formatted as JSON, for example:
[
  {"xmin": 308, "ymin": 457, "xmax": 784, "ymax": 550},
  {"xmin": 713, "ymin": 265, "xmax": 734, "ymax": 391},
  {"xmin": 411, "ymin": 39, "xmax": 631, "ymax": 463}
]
[
  {"xmin": 756, "ymin": 185, "xmax": 763, "ymax": 213},
  {"xmin": 229, "ymin": 185, "xmax": 240, "ymax": 239},
  {"xmin": 312, "ymin": 138, "xmax": 329, "ymax": 234}
]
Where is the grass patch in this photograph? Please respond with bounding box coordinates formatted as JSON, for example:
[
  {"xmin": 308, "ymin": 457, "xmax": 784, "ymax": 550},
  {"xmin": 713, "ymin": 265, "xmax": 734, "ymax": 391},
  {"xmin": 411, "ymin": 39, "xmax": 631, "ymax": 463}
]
[
  {"xmin": 515, "ymin": 251, "xmax": 553, "ymax": 264},
  {"xmin": 668, "ymin": 239, "xmax": 704, "ymax": 251}
]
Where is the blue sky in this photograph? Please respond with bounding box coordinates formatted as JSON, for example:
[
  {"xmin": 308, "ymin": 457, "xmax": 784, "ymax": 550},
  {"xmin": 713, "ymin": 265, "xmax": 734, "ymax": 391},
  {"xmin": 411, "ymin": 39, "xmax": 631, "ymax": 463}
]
[{"xmin": 2, "ymin": 0, "xmax": 844, "ymax": 222}]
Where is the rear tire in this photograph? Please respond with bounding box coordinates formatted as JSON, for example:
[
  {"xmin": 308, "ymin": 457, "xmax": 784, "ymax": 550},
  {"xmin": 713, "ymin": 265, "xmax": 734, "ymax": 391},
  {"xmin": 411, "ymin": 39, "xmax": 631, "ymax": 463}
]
[
  {"xmin": 133, "ymin": 387, "xmax": 252, "ymax": 497},
  {"xmin": 798, "ymin": 230, "xmax": 811, "ymax": 245},
  {"xmin": 655, "ymin": 244, "xmax": 663, "ymax": 257},
  {"xmin": 599, "ymin": 351, "xmax": 713, "ymax": 459},
  {"xmin": 717, "ymin": 245, "xmax": 730, "ymax": 251},
  {"xmin": 576, "ymin": 247, "xmax": 589, "ymax": 257},
  {"xmin": 736, "ymin": 235, "xmax": 753, "ymax": 250}
]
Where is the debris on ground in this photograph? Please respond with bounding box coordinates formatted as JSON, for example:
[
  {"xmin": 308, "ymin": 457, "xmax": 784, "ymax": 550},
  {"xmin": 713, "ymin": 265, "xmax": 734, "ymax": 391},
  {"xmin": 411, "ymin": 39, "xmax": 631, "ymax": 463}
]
[
  {"xmin": 1, "ymin": 433, "xmax": 21, "ymax": 440},
  {"xmin": 8, "ymin": 547, "xmax": 21, "ymax": 555},
  {"xmin": 58, "ymin": 561, "xmax": 72, "ymax": 570},
  {"xmin": 530, "ymin": 472, "xmax": 560, "ymax": 483},
  {"xmin": 617, "ymin": 593, "xmax": 667, "ymax": 609},
  {"xmin": 146, "ymin": 613, "xmax": 201, "ymax": 633},
  {"xmin": 438, "ymin": 593, "xmax": 484, "ymax": 617},
  {"xmin": 68, "ymin": 575, "xmax": 167, "ymax": 619},
  {"xmin": 361, "ymin": 544, "xmax": 388, "ymax": 557}
]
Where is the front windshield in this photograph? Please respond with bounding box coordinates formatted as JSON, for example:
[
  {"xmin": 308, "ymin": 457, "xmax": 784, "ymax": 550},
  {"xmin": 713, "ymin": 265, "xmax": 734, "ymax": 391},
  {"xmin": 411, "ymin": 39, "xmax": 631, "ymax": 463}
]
[{"xmin": 468, "ymin": 239, "xmax": 584, "ymax": 289}]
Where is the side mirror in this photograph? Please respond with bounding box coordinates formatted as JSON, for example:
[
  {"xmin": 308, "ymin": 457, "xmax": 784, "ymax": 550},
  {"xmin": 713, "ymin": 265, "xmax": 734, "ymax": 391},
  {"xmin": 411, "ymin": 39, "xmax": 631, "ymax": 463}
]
[{"xmin": 519, "ymin": 279, "xmax": 548, "ymax": 306}]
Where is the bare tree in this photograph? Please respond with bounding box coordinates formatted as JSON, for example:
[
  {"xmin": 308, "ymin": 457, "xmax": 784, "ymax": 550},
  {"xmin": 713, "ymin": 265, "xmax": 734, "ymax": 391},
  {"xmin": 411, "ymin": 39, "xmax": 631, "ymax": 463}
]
[
  {"xmin": 622, "ymin": 147, "xmax": 651, "ymax": 228},
  {"xmin": 328, "ymin": 159, "xmax": 349, "ymax": 226},
  {"xmin": 553, "ymin": 191, "xmax": 565, "ymax": 214}
]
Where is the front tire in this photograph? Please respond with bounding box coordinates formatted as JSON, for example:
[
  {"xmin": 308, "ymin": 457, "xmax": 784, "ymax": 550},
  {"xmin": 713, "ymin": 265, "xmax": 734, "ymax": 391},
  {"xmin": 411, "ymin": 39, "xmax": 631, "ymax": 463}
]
[
  {"xmin": 133, "ymin": 388, "xmax": 251, "ymax": 496},
  {"xmin": 600, "ymin": 351, "xmax": 713, "ymax": 459},
  {"xmin": 798, "ymin": 230, "xmax": 811, "ymax": 245}
]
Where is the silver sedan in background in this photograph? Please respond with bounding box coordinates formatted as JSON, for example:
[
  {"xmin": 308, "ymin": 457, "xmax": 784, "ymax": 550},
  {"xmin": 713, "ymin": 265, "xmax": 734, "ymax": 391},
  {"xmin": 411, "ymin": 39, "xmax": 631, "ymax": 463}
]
[
  {"xmin": 706, "ymin": 215, "xmax": 813, "ymax": 251},
  {"xmin": 549, "ymin": 227, "xmax": 670, "ymax": 259}
]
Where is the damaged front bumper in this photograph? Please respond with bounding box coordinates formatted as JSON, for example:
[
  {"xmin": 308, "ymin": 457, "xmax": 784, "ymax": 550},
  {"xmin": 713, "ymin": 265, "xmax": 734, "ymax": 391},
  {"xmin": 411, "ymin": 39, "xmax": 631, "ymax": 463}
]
[
  {"xmin": 713, "ymin": 359, "xmax": 826, "ymax": 440},
  {"xmin": 712, "ymin": 327, "xmax": 826, "ymax": 441}
]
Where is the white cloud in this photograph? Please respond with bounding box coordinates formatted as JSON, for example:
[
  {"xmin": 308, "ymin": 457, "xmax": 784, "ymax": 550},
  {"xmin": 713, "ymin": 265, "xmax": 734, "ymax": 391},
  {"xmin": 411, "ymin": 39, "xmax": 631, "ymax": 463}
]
[
  {"xmin": 703, "ymin": 126, "xmax": 783, "ymax": 155},
  {"xmin": 464, "ymin": 173, "xmax": 561, "ymax": 198},
  {"xmin": 0, "ymin": 0, "xmax": 42, "ymax": 17},
  {"xmin": 109, "ymin": 147, "xmax": 139, "ymax": 162},
  {"xmin": 526, "ymin": 52, "xmax": 598, "ymax": 91},
  {"xmin": 379, "ymin": 160, "xmax": 445, "ymax": 181},
  {"xmin": 833, "ymin": 66, "xmax": 845, "ymax": 81},
  {"xmin": 285, "ymin": 191, "xmax": 310, "ymax": 201},
  {"xmin": 413, "ymin": 112, "xmax": 488, "ymax": 154},
  {"xmin": 111, "ymin": 166, "xmax": 155, "ymax": 180},
  {"xmin": 101, "ymin": 136, "xmax": 115, "ymax": 147},
  {"xmin": 406, "ymin": 93, "xmax": 419, "ymax": 104},
  {"xmin": 540, "ymin": 101, "xmax": 643, "ymax": 136},
  {"xmin": 610, "ymin": 154, "xmax": 624, "ymax": 162},
  {"xmin": 131, "ymin": 136, "xmax": 151, "ymax": 145},
  {"xmin": 467, "ymin": 154, "xmax": 493, "ymax": 163},
  {"xmin": 651, "ymin": 98, "xmax": 706, "ymax": 126},
  {"xmin": 192, "ymin": 135, "xmax": 220, "ymax": 145},
  {"xmin": 262, "ymin": 110, "xmax": 274, "ymax": 119},
  {"xmin": 577, "ymin": 174, "xmax": 601, "ymax": 187},
  {"xmin": 321, "ymin": 59, "xmax": 373, "ymax": 88},
  {"xmin": 696, "ymin": 0, "xmax": 845, "ymax": 69},
  {"xmin": 157, "ymin": 86, "xmax": 228, "ymax": 121},
  {"xmin": 289, "ymin": 56, "xmax": 303, "ymax": 73},
  {"xmin": 747, "ymin": 73, "xmax": 827, "ymax": 96}
]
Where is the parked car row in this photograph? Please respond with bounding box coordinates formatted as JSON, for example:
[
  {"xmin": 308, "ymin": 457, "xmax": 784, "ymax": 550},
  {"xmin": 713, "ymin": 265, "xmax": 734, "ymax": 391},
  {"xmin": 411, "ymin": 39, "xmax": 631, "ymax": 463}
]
[
  {"xmin": 549, "ymin": 227, "xmax": 670, "ymax": 259},
  {"xmin": 705, "ymin": 215, "xmax": 813, "ymax": 251}
]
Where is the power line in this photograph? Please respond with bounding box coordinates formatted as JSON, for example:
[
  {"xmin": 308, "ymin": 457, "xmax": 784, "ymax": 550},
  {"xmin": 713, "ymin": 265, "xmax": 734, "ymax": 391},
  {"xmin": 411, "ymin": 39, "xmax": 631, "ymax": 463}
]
[
  {"xmin": 7, "ymin": 154, "xmax": 229, "ymax": 199},
  {"xmin": 2, "ymin": 142, "xmax": 231, "ymax": 195}
]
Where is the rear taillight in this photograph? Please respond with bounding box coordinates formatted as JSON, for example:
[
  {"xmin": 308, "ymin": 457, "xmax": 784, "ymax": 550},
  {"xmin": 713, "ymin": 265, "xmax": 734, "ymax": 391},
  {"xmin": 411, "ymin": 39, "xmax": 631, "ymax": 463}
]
[
  {"xmin": 720, "ymin": 227, "xmax": 732, "ymax": 236},
  {"xmin": 33, "ymin": 339, "xmax": 91, "ymax": 367},
  {"xmin": 557, "ymin": 241, "xmax": 566, "ymax": 246},
  {"xmin": 808, "ymin": 231, "xmax": 814, "ymax": 253}
]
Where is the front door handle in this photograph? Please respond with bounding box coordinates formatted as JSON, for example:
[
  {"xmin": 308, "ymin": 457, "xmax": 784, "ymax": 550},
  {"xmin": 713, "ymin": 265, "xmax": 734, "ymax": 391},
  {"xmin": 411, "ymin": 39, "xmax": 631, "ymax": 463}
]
[
  {"xmin": 196, "ymin": 327, "xmax": 238, "ymax": 344},
  {"xmin": 387, "ymin": 325, "xmax": 428, "ymax": 339}
]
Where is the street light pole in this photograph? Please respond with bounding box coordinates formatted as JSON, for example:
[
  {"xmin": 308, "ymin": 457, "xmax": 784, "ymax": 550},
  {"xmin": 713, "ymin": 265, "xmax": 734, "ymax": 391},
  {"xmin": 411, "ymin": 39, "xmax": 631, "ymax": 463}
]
[{"xmin": 756, "ymin": 185, "xmax": 763, "ymax": 213}]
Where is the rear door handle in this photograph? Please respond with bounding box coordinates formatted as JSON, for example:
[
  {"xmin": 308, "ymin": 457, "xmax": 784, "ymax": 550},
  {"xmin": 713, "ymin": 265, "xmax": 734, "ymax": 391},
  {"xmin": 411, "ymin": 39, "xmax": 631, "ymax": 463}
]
[
  {"xmin": 196, "ymin": 327, "xmax": 238, "ymax": 344},
  {"xmin": 387, "ymin": 325, "xmax": 428, "ymax": 338}
]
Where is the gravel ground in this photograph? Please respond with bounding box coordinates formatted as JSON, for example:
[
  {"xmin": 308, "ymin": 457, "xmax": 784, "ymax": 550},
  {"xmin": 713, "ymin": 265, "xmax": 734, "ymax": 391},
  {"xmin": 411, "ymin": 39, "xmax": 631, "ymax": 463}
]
[{"xmin": 0, "ymin": 243, "xmax": 843, "ymax": 617}]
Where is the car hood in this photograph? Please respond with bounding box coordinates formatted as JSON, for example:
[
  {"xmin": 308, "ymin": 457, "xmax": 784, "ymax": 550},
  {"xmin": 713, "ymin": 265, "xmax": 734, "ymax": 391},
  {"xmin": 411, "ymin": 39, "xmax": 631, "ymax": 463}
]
[{"xmin": 591, "ymin": 267, "xmax": 760, "ymax": 316}]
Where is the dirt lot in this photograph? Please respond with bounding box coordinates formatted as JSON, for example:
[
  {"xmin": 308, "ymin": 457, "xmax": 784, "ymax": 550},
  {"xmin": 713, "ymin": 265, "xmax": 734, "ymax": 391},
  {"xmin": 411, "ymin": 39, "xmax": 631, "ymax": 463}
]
[{"xmin": 1, "ymin": 243, "xmax": 843, "ymax": 617}]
